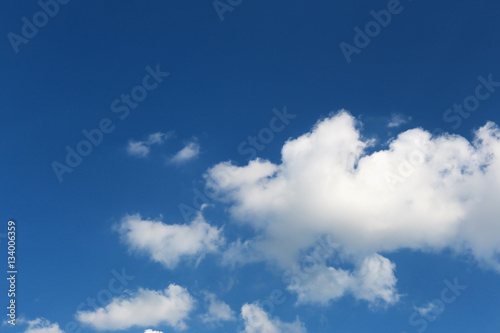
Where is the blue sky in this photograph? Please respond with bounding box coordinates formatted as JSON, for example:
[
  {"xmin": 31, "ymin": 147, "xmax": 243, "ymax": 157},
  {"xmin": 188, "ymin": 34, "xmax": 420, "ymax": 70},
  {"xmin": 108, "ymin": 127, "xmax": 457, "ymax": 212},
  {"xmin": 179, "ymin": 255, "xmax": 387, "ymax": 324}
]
[{"xmin": 2, "ymin": 0, "xmax": 500, "ymax": 332}]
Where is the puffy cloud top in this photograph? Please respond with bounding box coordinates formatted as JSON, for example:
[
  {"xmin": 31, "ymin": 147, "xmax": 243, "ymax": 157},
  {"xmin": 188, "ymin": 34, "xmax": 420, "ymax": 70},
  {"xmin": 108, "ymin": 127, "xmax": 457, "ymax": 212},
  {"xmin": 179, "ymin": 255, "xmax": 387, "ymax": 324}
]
[{"xmin": 206, "ymin": 111, "xmax": 500, "ymax": 304}]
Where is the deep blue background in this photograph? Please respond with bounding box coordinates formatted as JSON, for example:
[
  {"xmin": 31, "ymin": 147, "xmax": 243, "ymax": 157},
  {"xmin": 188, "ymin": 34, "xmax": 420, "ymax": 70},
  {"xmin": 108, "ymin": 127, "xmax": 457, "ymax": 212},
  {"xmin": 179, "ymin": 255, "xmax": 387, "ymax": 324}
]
[{"xmin": 1, "ymin": 0, "xmax": 499, "ymax": 332}]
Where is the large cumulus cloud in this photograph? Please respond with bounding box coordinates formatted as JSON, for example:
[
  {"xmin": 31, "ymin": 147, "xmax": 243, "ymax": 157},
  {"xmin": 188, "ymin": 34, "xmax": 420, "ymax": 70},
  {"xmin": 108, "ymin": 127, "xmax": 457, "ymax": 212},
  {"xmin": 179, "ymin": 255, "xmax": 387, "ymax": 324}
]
[{"xmin": 206, "ymin": 111, "xmax": 500, "ymax": 304}]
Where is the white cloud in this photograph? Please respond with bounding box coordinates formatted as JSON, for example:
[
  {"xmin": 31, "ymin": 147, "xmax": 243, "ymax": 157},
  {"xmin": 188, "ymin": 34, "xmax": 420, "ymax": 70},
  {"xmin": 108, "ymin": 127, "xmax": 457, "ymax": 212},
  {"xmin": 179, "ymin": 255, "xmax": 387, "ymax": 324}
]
[
  {"xmin": 286, "ymin": 263, "xmax": 352, "ymax": 305},
  {"xmin": 414, "ymin": 302, "xmax": 440, "ymax": 317},
  {"xmin": 221, "ymin": 238, "xmax": 266, "ymax": 267},
  {"xmin": 117, "ymin": 212, "xmax": 224, "ymax": 269},
  {"xmin": 127, "ymin": 141, "xmax": 150, "ymax": 157},
  {"xmin": 388, "ymin": 113, "xmax": 411, "ymax": 128},
  {"xmin": 144, "ymin": 330, "xmax": 164, "ymax": 333},
  {"xmin": 206, "ymin": 111, "xmax": 500, "ymax": 304},
  {"xmin": 146, "ymin": 132, "xmax": 169, "ymax": 145},
  {"xmin": 127, "ymin": 132, "xmax": 172, "ymax": 157},
  {"xmin": 241, "ymin": 304, "xmax": 306, "ymax": 333},
  {"xmin": 287, "ymin": 254, "xmax": 399, "ymax": 306},
  {"xmin": 77, "ymin": 285, "xmax": 194, "ymax": 331},
  {"xmin": 353, "ymin": 254, "xmax": 399, "ymax": 304},
  {"xmin": 169, "ymin": 141, "xmax": 200, "ymax": 164},
  {"xmin": 200, "ymin": 292, "xmax": 236, "ymax": 324},
  {"xmin": 21, "ymin": 318, "xmax": 64, "ymax": 333}
]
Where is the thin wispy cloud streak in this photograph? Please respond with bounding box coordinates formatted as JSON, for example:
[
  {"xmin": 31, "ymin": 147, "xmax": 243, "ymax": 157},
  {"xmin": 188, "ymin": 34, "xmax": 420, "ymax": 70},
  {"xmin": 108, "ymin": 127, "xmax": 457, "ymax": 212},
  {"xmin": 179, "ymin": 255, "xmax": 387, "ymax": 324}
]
[
  {"xmin": 169, "ymin": 141, "xmax": 200, "ymax": 164},
  {"xmin": 127, "ymin": 131, "xmax": 173, "ymax": 158}
]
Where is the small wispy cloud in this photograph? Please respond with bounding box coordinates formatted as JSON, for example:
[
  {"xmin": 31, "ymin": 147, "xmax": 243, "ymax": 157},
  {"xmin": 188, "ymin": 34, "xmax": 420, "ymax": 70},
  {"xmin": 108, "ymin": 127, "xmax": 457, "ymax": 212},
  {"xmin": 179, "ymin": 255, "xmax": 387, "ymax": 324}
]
[
  {"xmin": 200, "ymin": 292, "xmax": 236, "ymax": 324},
  {"xmin": 388, "ymin": 113, "xmax": 411, "ymax": 128},
  {"xmin": 18, "ymin": 318, "xmax": 64, "ymax": 333},
  {"xmin": 241, "ymin": 303, "xmax": 307, "ymax": 333},
  {"xmin": 169, "ymin": 141, "xmax": 200, "ymax": 164},
  {"xmin": 414, "ymin": 302, "xmax": 440, "ymax": 316},
  {"xmin": 127, "ymin": 131, "xmax": 173, "ymax": 158}
]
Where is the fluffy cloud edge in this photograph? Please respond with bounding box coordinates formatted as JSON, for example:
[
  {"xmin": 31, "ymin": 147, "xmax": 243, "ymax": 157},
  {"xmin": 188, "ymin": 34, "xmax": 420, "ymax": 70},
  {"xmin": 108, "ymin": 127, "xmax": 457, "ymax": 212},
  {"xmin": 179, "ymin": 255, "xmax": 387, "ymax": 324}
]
[
  {"xmin": 241, "ymin": 303, "xmax": 307, "ymax": 333},
  {"xmin": 116, "ymin": 211, "xmax": 224, "ymax": 269},
  {"xmin": 76, "ymin": 284, "xmax": 195, "ymax": 331}
]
